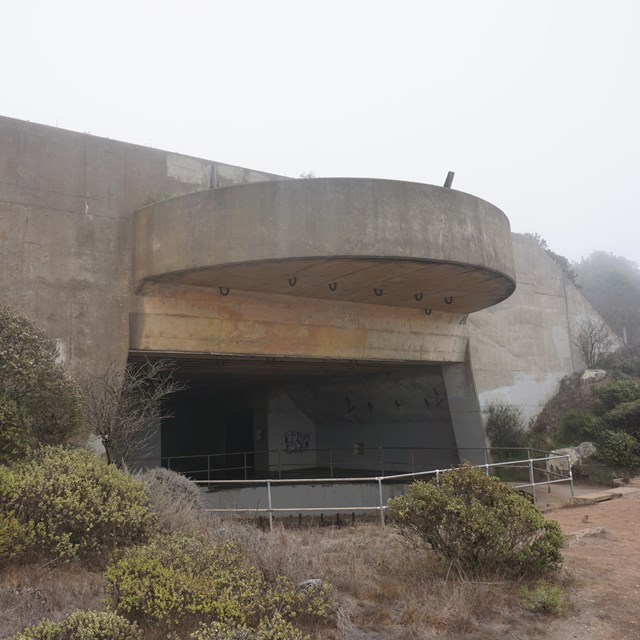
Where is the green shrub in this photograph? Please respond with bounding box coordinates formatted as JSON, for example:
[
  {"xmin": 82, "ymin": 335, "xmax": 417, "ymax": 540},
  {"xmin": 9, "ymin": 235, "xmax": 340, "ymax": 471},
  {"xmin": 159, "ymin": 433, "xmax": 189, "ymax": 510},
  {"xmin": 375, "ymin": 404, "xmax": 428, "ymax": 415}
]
[
  {"xmin": 603, "ymin": 399, "xmax": 640, "ymax": 438},
  {"xmin": 593, "ymin": 380, "xmax": 640, "ymax": 414},
  {"xmin": 14, "ymin": 610, "xmax": 142, "ymax": 640},
  {"xmin": 601, "ymin": 346, "xmax": 640, "ymax": 377},
  {"xmin": 0, "ymin": 305, "xmax": 83, "ymax": 447},
  {"xmin": 189, "ymin": 614, "xmax": 310, "ymax": 640},
  {"xmin": 105, "ymin": 533, "xmax": 332, "ymax": 635},
  {"xmin": 0, "ymin": 508, "xmax": 34, "ymax": 565},
  {"xmin": 263, "ymin": 576, "xmax": 332, "ymax": 624},
  {"xmin": 105, "ymin": 534, "xmax": 264, "ymax": 630},
  {"xmin": 0, "ymin": 446, "xmax": 155, "ymax": 563},
  {"xmin": 557, "ymin": 410, "xmax": 600, "ymax": 445},
  {"xmin": 189, "ymin": 623, "xmax": 257, "ymax": 640},
  {"xmin": 596, "ymin": 430, "xmax": 640, "ymax": 471},
  {"xmin": 388, "ymin": 464, "xmax": 564, "ymax": 577},
  {"xmin": 522, "ymin": 580, "xmax": 568, "ymax": 614},
  {"xmin": 0, "ymin": 395, "xmax": 30, "ymax": 464},
  {"xmin": 483, "ymin": 403, "xmax": 528, "ymax": 460}
]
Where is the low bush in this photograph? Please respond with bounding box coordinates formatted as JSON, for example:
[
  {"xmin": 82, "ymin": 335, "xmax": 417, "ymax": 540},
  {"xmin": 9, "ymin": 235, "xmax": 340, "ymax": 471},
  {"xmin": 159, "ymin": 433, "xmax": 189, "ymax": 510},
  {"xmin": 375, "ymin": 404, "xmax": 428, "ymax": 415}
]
[
  {"xmin": 189, "ymin": 614, "xmax": 310, "ymax": 640},
  {"xmin": 105, "ymin": 532, "xmax": 332, "ymax": 636},
  {"xmin": 522, "ymin": 580, "xmax": 568, "ymax": 615},
  {"xmin": 0, "ymin": 509, "xmax": 33, "ymax": 566},
  {"xmin": 388, "ymin": 464, "xmax": 563, "ymax": 577},
  {"xmin": 105, "ymin": 534, "xmax": 264, "ymax": 631},
  {"xmin": 483, "ymin": 403, "xmax": 529, "ymax": 461},
  {"xmin": 0, "ymin": 305, "xmax": 83, "ymax": 448},
  {"xmin": 0, "ymin": 395, "xmax": 30, "ymax": 465},
  {"xmin": 0, "ymin": 446, "xmax": 155, "ymax": 563},
  {"xmin": 484, "ymin": 403, "xmax": 528, "ymax": 447},
  {"xmin": 596, "ymin": 430, "xmax": 640, "ymax": 471},
  {"xmin": 601, "ymin": 345, "xmax": 640, "ymax": 377},
  {"xmin": 592, "ymin": 380, "xmax": 640, "ymax": 414},
  {"xmin": 603, "ymin": 399, "xmax": 640, "ymax": 438},
  {"xmin": 14, "ymin": 609, "xmax": 142, "ymax": 640},
  {"xmin": 557, "ymin": 410, "xmax": 600, "ymax": 445}
]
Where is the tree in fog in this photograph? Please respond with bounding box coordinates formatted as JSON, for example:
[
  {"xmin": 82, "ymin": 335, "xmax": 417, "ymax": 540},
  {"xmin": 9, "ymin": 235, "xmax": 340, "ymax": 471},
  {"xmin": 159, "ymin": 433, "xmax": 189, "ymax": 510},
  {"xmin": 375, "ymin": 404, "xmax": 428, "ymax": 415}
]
[
  {"xmin": 574, "ymin": 252, "xmax": 640, "ymax": 346},
  {"xmin": 574, "ymin": 316, "xmax": 619, "ymax": 368}
]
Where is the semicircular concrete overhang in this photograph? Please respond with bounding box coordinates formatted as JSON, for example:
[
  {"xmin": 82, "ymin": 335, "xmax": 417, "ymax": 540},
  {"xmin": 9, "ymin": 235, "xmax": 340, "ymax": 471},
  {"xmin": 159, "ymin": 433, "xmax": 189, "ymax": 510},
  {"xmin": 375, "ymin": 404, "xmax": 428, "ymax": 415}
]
[{"xmin": 134, "ymin": 178, "xmax": 516, "ymax": 314}]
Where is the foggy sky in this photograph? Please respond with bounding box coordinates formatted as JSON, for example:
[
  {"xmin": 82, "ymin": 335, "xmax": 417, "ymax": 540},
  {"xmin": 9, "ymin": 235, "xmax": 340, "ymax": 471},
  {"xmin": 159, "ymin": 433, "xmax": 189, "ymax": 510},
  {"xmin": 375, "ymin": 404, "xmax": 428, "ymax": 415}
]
[{"xmin": 3, "ymin": 0, "xmax": 638, "ymax": 266}]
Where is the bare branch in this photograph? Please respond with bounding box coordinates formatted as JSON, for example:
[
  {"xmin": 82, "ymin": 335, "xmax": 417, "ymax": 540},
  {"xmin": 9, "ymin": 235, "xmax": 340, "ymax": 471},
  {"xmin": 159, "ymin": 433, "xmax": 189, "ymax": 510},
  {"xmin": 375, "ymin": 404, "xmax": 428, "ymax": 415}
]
[
  {"xmin": 574, "ymin": 317, "xmax": 618, "ymax": 369},
  {"xmin": 81, "ymin": 359, "xmax": 187, "ymax": 467}
]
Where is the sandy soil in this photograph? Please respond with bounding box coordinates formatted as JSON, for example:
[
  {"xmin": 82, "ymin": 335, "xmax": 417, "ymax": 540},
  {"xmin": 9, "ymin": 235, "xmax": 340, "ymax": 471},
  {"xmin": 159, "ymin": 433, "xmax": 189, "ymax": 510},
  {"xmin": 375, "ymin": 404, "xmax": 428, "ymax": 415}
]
[{"xmin": 544, "ymin": 489, "xmax": 640, "ymax": 640}]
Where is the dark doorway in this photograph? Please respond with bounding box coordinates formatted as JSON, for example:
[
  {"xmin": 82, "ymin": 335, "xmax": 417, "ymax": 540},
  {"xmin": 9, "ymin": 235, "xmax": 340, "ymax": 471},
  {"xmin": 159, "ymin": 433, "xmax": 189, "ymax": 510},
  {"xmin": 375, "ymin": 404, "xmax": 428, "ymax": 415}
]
[{"xmin": 224, "ymin": 408, "xmax": 255, "ymax": 473}]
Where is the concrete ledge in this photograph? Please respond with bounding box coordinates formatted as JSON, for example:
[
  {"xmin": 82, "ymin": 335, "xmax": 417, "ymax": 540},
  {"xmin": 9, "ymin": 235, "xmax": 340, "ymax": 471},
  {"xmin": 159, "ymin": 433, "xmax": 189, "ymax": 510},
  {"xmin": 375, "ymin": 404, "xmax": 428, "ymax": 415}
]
[{"xmin": 135, "ymin": 178, "xmax": 516, "ymax": 313}]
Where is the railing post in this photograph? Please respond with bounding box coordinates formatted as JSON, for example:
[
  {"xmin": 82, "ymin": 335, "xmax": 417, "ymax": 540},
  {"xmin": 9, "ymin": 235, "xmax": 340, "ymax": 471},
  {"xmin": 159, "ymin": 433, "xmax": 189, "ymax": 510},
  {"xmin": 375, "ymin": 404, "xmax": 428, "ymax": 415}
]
[
  {"xmin": 567, "ymin": 454, "xmax": 575, "ymax": 499},
  {"xmin": 243, "ymin": 451, "xmax": 248, "ymax": 480},
  {"xmin": 545, "ymin": 453, "xmax": 551, "ymax": 493},
  {"xmin": 267, "ymin": 480, "xmax": 273, "ymax": 532},
  {"xmin": 378, "ymin": 477, "xmax": 385, "ymax": 527},
  {"xmin": 380, "ymin": 446, "xmax": 384, "ymax": 477},
  {"xmin": 529, "ymin": 457, "xmax": 537, "ymax": 505},
  {"xmin": 484, "ymin": 448, "xmax": 489, "ymax": 467}
]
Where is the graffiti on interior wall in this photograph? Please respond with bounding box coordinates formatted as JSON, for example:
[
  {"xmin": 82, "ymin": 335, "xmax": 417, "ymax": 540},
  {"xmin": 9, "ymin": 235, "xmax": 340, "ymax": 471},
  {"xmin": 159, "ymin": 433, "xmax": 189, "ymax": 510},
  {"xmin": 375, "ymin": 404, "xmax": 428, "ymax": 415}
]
[
  {"xmin": 284, "ymin": 430, "xmax": 311, "ymax": 453},
  {"xmin": 424, "ymin": 388, "xmax": 447, "ymax": 410}
]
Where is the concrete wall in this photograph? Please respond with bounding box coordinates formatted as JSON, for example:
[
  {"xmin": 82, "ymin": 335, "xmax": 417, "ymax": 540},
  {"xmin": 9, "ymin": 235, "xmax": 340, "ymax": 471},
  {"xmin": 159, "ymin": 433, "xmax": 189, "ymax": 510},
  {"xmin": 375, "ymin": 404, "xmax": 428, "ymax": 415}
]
[
  {"xmin": 468, "ymin": 234, "xmax": 615, "ymax": 420},
  {"xmin": 283, "ymin": 369, "xmax": 460, "ymax": 472},
  {"xmin": 0, "ymin": 115, "xmax": 616, "ymax": 464},
  {"xmin": 266, "ymin": 389, "xmax": 317, "ymax": 470},
  {"xmin": 0, "ymin": 116, "xmax": 282, "ymax": 375}
]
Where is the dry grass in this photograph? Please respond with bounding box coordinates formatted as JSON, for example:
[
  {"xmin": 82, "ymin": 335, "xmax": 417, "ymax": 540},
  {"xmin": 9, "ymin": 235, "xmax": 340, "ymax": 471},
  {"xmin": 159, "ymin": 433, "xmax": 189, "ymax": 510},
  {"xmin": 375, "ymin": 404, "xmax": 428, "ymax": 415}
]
[
  {"xmin": 1, "ymin": 519, "xmax": 564, "ymax": 639},
  {"xmin": 0, "ymin": 563, "xmax": 105, "ymax": 639},
  {"xmin": 207, "ymin": 520, "xmax": 557, "ymax": 639}
]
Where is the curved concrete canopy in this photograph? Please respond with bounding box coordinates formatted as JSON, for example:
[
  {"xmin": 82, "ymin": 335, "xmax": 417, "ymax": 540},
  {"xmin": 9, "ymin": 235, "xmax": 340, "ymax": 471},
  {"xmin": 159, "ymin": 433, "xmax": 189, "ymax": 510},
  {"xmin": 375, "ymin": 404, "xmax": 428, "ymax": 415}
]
[{"xmin": 135, "ymin": 178, "xmax": 516, "ymax": 314}]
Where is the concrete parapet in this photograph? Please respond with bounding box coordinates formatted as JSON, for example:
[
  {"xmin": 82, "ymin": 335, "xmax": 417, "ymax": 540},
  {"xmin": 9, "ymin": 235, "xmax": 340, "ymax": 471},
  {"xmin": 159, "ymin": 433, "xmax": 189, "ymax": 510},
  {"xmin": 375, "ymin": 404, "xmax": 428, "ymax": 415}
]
[{"xmin": 135, "ymin": 178, "xmax": 516, "ymax": 314}]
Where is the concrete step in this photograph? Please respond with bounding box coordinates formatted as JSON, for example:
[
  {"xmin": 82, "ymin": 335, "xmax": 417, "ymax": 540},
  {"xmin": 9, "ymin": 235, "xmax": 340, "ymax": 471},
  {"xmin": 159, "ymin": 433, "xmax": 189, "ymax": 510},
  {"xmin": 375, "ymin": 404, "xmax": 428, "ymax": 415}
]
[{"xmin": 570, "ymin": 486, "xmax": 640, "ymax": 506}]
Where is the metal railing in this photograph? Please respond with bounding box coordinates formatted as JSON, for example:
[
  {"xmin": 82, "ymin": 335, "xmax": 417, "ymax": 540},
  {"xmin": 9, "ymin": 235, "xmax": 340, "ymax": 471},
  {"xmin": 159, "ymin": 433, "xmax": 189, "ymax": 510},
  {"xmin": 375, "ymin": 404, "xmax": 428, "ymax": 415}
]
[
  {"xmin": 158, "ymin": 445, "xmax": 555, "ymax": 481},
  {"xmin": 194, "ymin": 452, "xmax": 574, "ymax": 530}
]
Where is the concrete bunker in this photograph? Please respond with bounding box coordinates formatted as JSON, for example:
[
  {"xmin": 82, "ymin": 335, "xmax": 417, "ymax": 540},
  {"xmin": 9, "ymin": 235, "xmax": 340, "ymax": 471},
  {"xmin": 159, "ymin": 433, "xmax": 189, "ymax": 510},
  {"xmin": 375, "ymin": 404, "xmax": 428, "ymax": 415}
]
[{"xmin": 128, "ymin": 177, "xmax": 516, "ymax": 479}]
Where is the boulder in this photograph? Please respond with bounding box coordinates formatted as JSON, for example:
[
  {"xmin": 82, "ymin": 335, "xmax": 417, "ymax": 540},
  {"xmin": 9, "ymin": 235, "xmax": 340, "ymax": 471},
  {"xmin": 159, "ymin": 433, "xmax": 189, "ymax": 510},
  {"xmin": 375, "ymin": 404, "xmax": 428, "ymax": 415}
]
[
  {"xmin": 550, "ymin": 442, "xmax": 597, "ymax": 476},
  {"xmin": 581, "ymin": 369, "xmax": 607, "ymax": 384},
  {"xmin": 576, "ymin": 441, "xmax": 597, "ymax": 460}
]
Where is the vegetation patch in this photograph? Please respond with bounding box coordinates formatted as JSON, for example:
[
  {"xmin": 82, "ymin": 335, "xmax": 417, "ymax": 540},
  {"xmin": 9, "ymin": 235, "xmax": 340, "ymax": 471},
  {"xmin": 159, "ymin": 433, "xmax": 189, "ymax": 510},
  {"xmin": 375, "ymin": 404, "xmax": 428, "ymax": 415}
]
[
  {"xmin": 13, "ymin": 609, "xmax": 142, "ymax": 640},
  {"xmin": 522, "ymin": 580, "xmax": 568, "ymax": 615},
  {"xmin": 388, "ymin": 464, "xmax": 564, "ymax": 577},
  {"xmin": 104, "ymin": 532, "xmax": 331, "ymax": 636},
  {"xmin": 0, "ymin": 305, "xmax": 83, "ymax": 452},
  {"xmin": 0, "ymin": 446, "xmax": 155, "ymax": 565}
]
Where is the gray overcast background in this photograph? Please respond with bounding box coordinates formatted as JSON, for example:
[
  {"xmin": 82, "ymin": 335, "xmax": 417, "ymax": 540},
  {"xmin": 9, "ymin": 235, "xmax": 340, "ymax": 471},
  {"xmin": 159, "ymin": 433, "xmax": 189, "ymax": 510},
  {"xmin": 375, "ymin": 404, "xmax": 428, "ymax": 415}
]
[{"xmin": 3, "ymin": 0, "xmax": 638, "ymax": 266}]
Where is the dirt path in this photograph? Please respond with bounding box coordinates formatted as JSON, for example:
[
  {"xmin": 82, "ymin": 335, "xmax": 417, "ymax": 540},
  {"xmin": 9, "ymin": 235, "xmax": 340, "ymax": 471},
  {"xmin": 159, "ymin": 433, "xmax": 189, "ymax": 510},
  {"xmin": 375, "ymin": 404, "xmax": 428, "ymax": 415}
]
[{"xmin": 544, "ymin": 489, "xmax": 640, "ymax": 640}]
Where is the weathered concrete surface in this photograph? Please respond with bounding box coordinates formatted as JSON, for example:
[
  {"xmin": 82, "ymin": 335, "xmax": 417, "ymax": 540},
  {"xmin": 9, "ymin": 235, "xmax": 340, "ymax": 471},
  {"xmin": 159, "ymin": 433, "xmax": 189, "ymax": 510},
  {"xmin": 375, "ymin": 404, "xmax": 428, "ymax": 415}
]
[
  {"xmin": 0, "ymin": 116, "xmax": 282, "ymax": 375},
  {"xmin": 468, "ymin": 234, "xmax": 621, "ymax": 420},
  {"xmin": 130, "ymin": 281, "xmax": 469, "ymax": 363},
  {"xmin": 134, "ymin": 179, "xmax": 516, "ymax": 314},
  {"xmin": 0, "ymin": 115, "xmax": 619, "ymax": 467}
]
